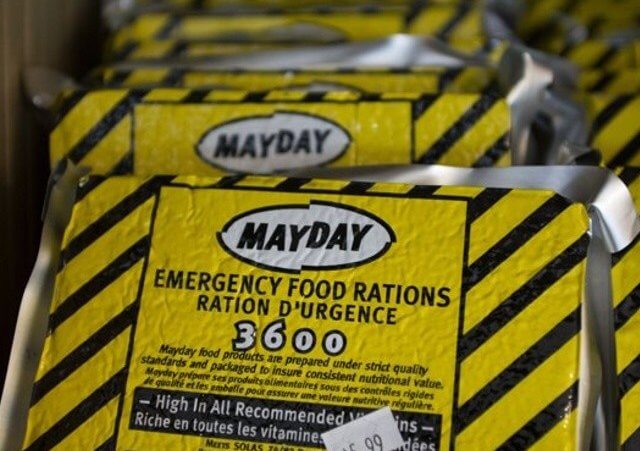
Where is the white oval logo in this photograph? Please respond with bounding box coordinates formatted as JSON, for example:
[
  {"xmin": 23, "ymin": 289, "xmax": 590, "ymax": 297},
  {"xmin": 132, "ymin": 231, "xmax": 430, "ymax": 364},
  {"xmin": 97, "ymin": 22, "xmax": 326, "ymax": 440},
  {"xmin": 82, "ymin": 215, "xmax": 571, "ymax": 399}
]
[
  {"xmin": 196, "ymin": 112, "xmax": 351, "ymax": 174},
  {"xmin": 218, "ymin": 201, "xmax": 396, "ymax": 272}
]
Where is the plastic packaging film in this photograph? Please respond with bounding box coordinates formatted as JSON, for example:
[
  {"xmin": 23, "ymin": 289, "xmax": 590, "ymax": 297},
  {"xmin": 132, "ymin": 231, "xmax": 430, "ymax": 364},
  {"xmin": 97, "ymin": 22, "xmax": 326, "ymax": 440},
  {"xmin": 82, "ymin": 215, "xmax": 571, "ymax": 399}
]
[
  {"xmin": 5, "ymin": 0, "xmax": 640, "ymax": 450},
  {"xmin": 47, "ymin": 88, "xmax": 511, "ymax": 175},
  {"xmin": 0, "ymin": 169, "xmax": 608, "ymax": 449},
  {"xmin": 1, "ymin": 164, "xmax": 638, "ymax": 451},
  {"xmin": 106, "ymin": 2, "xmax": 485, "ymax": 57}
]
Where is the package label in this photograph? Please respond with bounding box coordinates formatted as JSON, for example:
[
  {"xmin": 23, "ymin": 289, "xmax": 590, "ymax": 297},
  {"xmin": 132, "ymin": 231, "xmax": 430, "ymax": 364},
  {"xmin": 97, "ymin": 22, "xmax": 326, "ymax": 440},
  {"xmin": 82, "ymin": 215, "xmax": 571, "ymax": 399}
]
[
  {"xmin": 197, "ymin": 112, "xmax": 352, "ymax": 174},
  {"xmin": 116, "ymin": 186, "xmax": 469, "ymax": 450},
  {"xmin": 133, "ymin": 102, "xmax": 413, "ymax": 176}
]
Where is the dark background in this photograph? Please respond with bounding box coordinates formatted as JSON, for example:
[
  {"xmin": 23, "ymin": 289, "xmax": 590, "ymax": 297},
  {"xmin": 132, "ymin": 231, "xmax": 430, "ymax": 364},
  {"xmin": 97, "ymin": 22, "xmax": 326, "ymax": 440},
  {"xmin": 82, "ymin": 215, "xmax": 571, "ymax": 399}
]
[{"xmin": 0, "ymin": 1, "xmax": 102, "ymax": 389}]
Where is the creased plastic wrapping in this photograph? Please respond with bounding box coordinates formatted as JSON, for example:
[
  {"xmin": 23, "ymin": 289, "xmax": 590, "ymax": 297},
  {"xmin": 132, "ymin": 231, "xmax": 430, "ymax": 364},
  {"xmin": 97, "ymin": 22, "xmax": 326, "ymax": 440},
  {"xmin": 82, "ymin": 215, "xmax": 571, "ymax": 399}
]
[
  {"xmin": 27, "ymin": 34, "xmax": 599, "ymax": 170},
  {"xmin": 1, "ymin": 165, "xmax": 638, "ymax": 451},
  {"xmin": 94, "ymin": 67, "xmax": 496, "ymax": 94},
  {"xmin": 108, "ymin": 35, "xmax": 488, "ymax": 63},
  {"xmin": 107, "ymin": 3, "xmax": 486, "ymax": 57},
  {"xmin": 47, "ymin": 88, "xmax": 512, "ymax": 175}
]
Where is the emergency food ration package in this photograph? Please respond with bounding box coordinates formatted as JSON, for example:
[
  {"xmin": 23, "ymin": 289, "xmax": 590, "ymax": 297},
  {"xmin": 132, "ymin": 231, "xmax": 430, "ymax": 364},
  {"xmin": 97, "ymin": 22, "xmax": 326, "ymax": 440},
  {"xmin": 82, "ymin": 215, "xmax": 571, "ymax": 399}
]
[
  {"xmin": 613, "ymin": 167, "xmax": 640, "ymax": 451},
  {"xmin": 15, "ymin": 172, "xmax": 607, "ymax": 450},
  {"xmin": 49, "ymin": 89, "xmax": 510, "ymax": 175},
  {"xmin": 586, "ymin": 94, "xmax": 640, "ymax": 168},
  {"xmin": 93, "ymin": 67, "xmax": 495, "ymax": 94},
  {"xmin": 517, "ymin": 0, "xmax": 640, "ymax": 49},
  {"xmin": 579, "ymin": 70, "xmax": 640, "ymax": 95},
  {"xmin": 108, "ymin": 3, "xmax": 485, "ymax": 57},
  {"xmin": 544, "ymin": 40, "xmax": 640, "ymax": 72},
  {"xmin": 109, "ymin": 35, "xmax": 486, "ymax": 62}
]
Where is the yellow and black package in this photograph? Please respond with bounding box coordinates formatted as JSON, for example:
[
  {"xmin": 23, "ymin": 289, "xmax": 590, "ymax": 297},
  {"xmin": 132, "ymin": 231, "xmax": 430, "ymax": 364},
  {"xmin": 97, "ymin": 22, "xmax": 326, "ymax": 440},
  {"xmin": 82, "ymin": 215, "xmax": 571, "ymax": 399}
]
[
  {"xmin": 110, "ymin": 40, "xmax": 302, "ymax": 62},
  {"xmin": 586, "ymin": 93, "xmax": 640, "ymax": 168},
  {"xmin": 545, "ymin": 40, "xmax": 640, "ymax": 72},
  {"xmin": 579, "ymin": 69, "xmax": 640, "ymax": 94},
  {"xmin": 109, "ymin": 35, "xmax": 486, "ymax": 62},
  {"xmin": 20, "ymin": 173, "xmax": 593, "ymax": 449},
  {"xmin": 49, "ymin": 89, "xmax": 511, "ymax": 175},
  {"xmin": 518, "ymin": 0, "xmax": 640, "ymax": 48},
  {"xmin": 92, "ymin": 67, "xmax": 495, "ymax": 94},
  {"xmin": 613, "ymin": 167, "xmax": 640, "ymax": 451},
  {"xmin": 108, "ymin": 4, "xmax": 485, "ymax": 57}
]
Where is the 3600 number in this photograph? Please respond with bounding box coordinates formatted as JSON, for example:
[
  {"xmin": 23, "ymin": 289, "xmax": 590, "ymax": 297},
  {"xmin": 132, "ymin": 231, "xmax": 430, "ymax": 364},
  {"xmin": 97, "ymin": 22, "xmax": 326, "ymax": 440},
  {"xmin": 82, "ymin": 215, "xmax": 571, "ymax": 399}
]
[{"xmin": 232, "ymin": 319, "xmax": 346, "ymax": 356}]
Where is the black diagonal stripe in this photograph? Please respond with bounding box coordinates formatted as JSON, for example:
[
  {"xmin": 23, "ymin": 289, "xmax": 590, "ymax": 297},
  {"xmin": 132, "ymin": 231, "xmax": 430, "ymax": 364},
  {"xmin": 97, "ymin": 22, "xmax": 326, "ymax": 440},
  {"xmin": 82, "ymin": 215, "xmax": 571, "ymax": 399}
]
[
  {"xmin": 56, "ymin": 90, "xmax": 89, "ymax": 124},
  {"xmin": 407, "ymin": 185, "xmax": 440, "ymax": 198},
  {"xmin": 167, "ymin": 40, "xmax": 189, "ymax": 58},
  {"xmin": 110, "ymin": 41, "xmax": 137, "ymax": 62},
  {"xmin": 590, "ymin": 95, "xmax": 633, "ymax": 137},
  {"xmin": 590, "ymin": 72, "xmax": 616, "ymax": 92},
  {"xmin": 96, "ymin": 435, "xmax": 116, "ymax": 451},
  {"xmin": 417, "ymin": 94, "xmax": 500, "ymax": 164},
  {"xmin": 496, "ymin": 381, "xmax": 579, "ymax": 450},
  {"xmin": 619, "ymin": 353, "xmax": 640, "ymax": 398},
  {"xmin": 618, "ymin": 167, "xmax": 640, "ymax": 187},
  {"xmin": 360, "ymin": 93, "xmax": 382, "ymax": 102},
  {"xmin": 614, "ymin": 282, "xmax": 640, "ymax": 330},
  {"xmin": 244, "ymin": 92, "xmax": 269, "ymax": 102},
  {"xmin": 472, "ymin": 133, "xmax": 509, "ymax": 168},
  {"xmin": 340, "ymin": 182, "xmax": 375, "ymax": 194},
  {"xmin": 155, "ymin": 15, "xmax": 181, "ymax": 39},
  {"xmin": 215, "ymin": 174, "xmax": 246, "ymax": 188},
  {"xmin": 24, "ymin": 370, "xmax": 125, "ymax": 451},
  {"xmin": 181, "ymin": 90, "xmax": 210, "ymax": 103},
  {"xmin": 75, "ymin": 176, "xmax": 106, "ymax": 204},
  {"xmin": 275, "ymin": 178, "xmax": 311, "ymax": 191},
  {"xmin": 32, "ymin": 302, "xmax": 138, "ymax": 406},
  {"xmin": 459, "ymin": 234, "xmax": 589, "ymax": 361},
  {"xmin": 467, "ymin": 188, "xmax": 511, "ymax": 223},
  {"xmin": 607, "ymin": 130, "xmax": 640, "ymax": 168},
  {"xmin": 592, "ymin": 45, "xmax": 619, "ymax": 70},
  {"xmin": 105, "ymin": 70, "xmax": 133, "ymax": 88},
  {"xmin": 303, "ymin": 92, "xmax": 328, "ymax": 102},
  {"xmin": 60, "ymin": 176, "xmax": 172, "ymax": 267},
  {"xmin": 465, "ymin": 194, "xmax": 571, "ymax": 291},
  {"xmin": 50, "ymin": 237, "xmax": 148, "ymax": 333},
  {"xmin": 405, "ymin": 0, "xmax": 428, "ymax": 26},
  {"xmin": 438, "ymin": 68, "xmax": 463, "ymax": 91},
  {"xmin": 623, "ymin": 425, "xmax": 640, "ymax": 451},
  {"xmin": 612, "ymin": 235, "xmax": 639, "ymax": 267},
  {"xmin": 161, "ymin": 68, "xmax": 186, "ymax": 86},
  {"xmin": 436, "ymin": 3, "xmax": 471, "ymax": 40},
  {"xmin": 412, "ymin": 94, "xmax": 440, "ymax": 120},
  {"xmin": 74, "ymin": 153, "xmax": 135, "ymax": 204},
  {"xmin": 110, "ymin": 152, "xmax": 134, "ymax": 175},
  {"xmin": 66, "ymin": 90, "xmax": 148, "ymax": 164},
  {"xmin": 456, "ymin": 308, "xmax": 580, "ymax": 433}
]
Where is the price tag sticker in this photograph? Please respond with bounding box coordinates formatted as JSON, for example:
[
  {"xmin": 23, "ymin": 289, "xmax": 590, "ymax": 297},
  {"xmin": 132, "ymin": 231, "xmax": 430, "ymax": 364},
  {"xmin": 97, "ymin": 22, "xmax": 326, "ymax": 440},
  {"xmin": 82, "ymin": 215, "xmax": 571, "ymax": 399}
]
[{"xmin": 321, "ymin": 407, "xmax": 405, "ymax": 451}]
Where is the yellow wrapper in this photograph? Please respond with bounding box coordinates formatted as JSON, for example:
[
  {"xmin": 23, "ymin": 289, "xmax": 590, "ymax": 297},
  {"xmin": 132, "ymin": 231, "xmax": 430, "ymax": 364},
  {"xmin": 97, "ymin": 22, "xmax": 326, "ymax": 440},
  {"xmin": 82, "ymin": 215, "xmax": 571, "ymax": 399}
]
[
  {"xmin": 544, "ymin": 40, "xmax": 640, "ymax": 71},
  {"xmin": 579, "ymin": 69, "xmax": 640, "ymax": 94},
  {"xmin": 613, "ymin": 167, "xmax": 640, "ymax": 451},
  {"xmin": 50, "ymin": 89, "xmax": 511, "ymax": 176},
  {"xmin": 94, "ymin": 67, "xmax": 495, "ymax": 94},
  {"xmin": 109, "ymin": 4, "xmax": 484, "ymax": 55},
  {"xmin": 519, "ymin": 0, "xmax": 640, "ymax": 42},
  {"xmin": 110, "ymin": 35, "xmax": 486, "ymax": 61},
  {"xmin": 22, "ymin": 175, "xmax": 589, "ymax": 450},
  {"xmin": 586, "ymin": 93, "xmax": 640, "ymax": 167}
]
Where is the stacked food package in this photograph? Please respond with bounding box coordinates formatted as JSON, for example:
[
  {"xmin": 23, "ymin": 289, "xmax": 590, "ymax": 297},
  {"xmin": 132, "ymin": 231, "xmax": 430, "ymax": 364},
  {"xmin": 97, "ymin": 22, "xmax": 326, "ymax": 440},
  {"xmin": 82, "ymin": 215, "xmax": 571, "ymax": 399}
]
[{"xmin": 2, "ymin": 1, "xmax": 640, "ymax": 450}]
